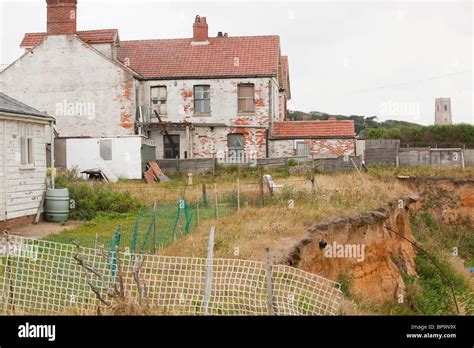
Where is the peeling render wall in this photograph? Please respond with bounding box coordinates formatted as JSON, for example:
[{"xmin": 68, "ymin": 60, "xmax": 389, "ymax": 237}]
[
  {"xmin": 0, "ymin": 35, "xmax": 136, "ymax": 138},
  {"xmin": 192, "ymin": 126, "xmax": 267, "ymax": 159},
  {"xmin": 140, "ymin": 77, "xmax": 277, "ymax": 159},
  {"xmin": 140, "ymin": 78, "xmax": 276, "ymax": 126},
  {"xmin": 270, "ymin": 139, "xmax": 356, "ymax": 158}
]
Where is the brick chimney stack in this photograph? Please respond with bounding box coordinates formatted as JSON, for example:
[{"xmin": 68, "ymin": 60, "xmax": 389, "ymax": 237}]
[
  {"xmin": 193, "ymin": 15, "xmax": 208, "ymax": 42},
  {"xmin": 47, "ymin": 0, "xmax": 77, "ymax": 35}
]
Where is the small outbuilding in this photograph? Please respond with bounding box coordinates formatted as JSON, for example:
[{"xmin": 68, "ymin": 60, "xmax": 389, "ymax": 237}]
[{"xmin": 0, "ymin": 92, "xmax": 55, "ymax": 228}]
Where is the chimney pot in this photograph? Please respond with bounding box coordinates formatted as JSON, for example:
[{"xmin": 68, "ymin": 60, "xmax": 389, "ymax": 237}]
[{"xmin": 193, "ymin": 14, "xmax": 208, "ymax": 42}]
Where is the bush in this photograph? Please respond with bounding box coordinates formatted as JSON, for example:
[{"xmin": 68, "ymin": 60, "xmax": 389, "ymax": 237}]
[
  {"xmin": 360, "ymin": 124, "xmax": 474, "ymax": 147},
  {"xmin": 55, "ymin": 175, "xmax": 143, "ymax": 220}
]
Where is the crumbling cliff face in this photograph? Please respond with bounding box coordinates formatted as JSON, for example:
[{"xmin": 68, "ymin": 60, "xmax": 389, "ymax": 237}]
[
  {"xmin": 279, "ymin": 197, "xmax": 419, "ymax": 304},
  {"xmin": 397, "ymin": 177, "xmax": 474, "ymax": 228},
  {"xmin": 280, "ymin": 178, "xmax": 474, "ymax": 306}
]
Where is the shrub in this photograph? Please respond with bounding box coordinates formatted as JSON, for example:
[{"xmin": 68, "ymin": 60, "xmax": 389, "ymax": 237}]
[{"xmin": 55, "ymin": 175, "xmax": 143, "ymax": 220}]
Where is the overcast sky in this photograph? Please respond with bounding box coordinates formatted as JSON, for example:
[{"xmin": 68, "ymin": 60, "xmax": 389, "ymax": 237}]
[{"xmin": 0, "ymin": 0, "xmax": 472, "ymax": 125}]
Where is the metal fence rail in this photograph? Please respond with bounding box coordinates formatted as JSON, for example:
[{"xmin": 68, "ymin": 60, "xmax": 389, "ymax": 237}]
[{"xmin": 0, "ymin": 235, "xmax": 342, "ymax": 316}]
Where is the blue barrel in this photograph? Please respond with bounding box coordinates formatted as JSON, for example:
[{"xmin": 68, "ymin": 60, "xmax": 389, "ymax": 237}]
[{"xmin": 44, "ymin": 188, "xmax": 69, "ymax": 222}]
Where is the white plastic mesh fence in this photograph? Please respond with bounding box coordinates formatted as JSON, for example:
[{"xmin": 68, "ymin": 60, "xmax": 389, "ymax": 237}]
[{"xmin": 0, "ymin": 234, "xmax": 342, "ymax": 315}]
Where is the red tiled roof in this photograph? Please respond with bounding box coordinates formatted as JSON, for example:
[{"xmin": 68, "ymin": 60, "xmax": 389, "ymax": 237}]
[
  {"xmin": 271, "ymin": 120, "xmax": 356, "ymax": 138},
  {"xmin": 116, "ymin": 36, "xmax": 280, "ymax": 79},
  {"xmin": 20, "ymin": 29, "xmax": 119, "ymax": 47}
]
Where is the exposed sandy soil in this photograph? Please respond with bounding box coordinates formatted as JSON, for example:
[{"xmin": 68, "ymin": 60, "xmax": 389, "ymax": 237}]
[{"xmin": 6, "ymin": 220, "xmax": 83, "ymax": 239}]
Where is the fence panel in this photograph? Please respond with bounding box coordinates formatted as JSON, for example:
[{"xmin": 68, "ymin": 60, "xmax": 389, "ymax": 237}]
[{"xmin": 0, "ymin": 235, "xmax": 342, "ymax": 316}]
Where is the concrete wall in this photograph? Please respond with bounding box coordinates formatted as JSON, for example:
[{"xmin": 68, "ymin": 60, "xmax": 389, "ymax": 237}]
[
  {"xmin": 364, "ymin": 139, "xmax": 400, "ymax": 166},
  {"xmin": 464, "ymin": 149, "xmax": 474, "ymax": 167},
  {"xmin": 0, "ymin": 117, "xmax": 48, "ymax": 221},
  {"xmin": 270, "ymin": 138, "xmax": 355, "ymax": 158},
  {"xmin": 65, "ymin": 136, "xmax": 143, "ymax": 179},
  {"xmin": 0, "ymin": 35, "xmax": 136, "ymax": 138},
  {"xmin": 398, "ymin": 148, "xmax": 463, "ymax": 167}
]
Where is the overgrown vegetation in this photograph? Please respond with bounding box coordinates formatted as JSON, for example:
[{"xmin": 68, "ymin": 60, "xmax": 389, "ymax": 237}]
[
  {"xmin": 360, "ymin": 124, "xmax": 474, "ymax": 147},
  {"xmin": 368, "ymin": 165, "xmax": 474, "ymax": 180},
  {"xmin": 55, "ymin": 167, "xmax": 142, "ymax": 220},
  {"xmin": 287, "ymin": 110, "xmax": 419, "ymax": 134},
  {"xmin": 383, "ymin": 211, "xmax": 473, "ymax": 315}
]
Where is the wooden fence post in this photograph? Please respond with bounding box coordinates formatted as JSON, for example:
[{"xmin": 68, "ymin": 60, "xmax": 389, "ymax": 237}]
[
  {"xmin": 152, "ymin": 202, "xmax": 157, "ymax": 253},
  {"xmin": 259, "ymin": 167, "xmax": 264, "ymax": 207},
  {"xmin": 202, "ymin": 182, "xmax": 208, "ymax": 207},
  {"xmin": 265, "ymin": 248, "xmax": 274, "ymax": 316},
  {"xmin": 214, "ymin": 183, "xmax": 219, "ymax": 224},
  {"xmin": 237, "ymin": 177, "xmax": 240, "ymax": 211},
  {"xmin": 196, "ymin": 200, "xmax": 200, "ymax": 226},
  {"xmin": 203, "ymin": 225, "xmax": 216, "ymax": 315}
]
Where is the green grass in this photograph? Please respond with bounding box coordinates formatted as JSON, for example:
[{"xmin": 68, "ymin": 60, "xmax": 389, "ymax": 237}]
[
  {"xmin": 381, "ymin": 211, "xmax": 474, "ymax": 315},
  {"xmin": 43, "ymin": 197, "xmax": 235, "ymax": 254},
  {"xmin": 368, "ymin": 165, "xmax": 474, "ymax": 180}
]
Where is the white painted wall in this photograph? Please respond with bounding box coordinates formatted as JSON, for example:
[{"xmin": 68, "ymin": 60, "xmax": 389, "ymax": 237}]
[
  {"xmin": 0, "ymin": 35, "xmax": 137, "ymax": 138},
  {"xmin": 65, "ymin": 136, "xmax": 142, "ymax": 179},
  {"xmin": 0, "ymin": 116, "xmax": 49, "ymax": 221}
]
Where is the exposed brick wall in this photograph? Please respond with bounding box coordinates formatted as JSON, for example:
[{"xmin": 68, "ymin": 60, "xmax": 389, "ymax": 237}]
[
  {"xmin": 310, "ymin": 139, "xmax": 355, "ymax": 157},
  {"xmin": 0, "ymin": 214, "xmax": 37, "ymax": 230},
  {"xmin": 270, "ymin": 138, "xmax": 355, "ymax": 158},
  {"xmin": 192, "ymin": 126, "xmax": 266, "ymax": 159},
  {"xmin": 47, "ymin": 0, "xmax": 77, "ymax": 35},
  {"xmin": 192, "ymin": 16, "xmax": 208, "ymax": 42}
]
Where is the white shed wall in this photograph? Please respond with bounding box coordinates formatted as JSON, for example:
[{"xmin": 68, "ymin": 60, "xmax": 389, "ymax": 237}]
[{"xmin": 65, "ymin": 136, "xmax": 142, "ymax": 179}]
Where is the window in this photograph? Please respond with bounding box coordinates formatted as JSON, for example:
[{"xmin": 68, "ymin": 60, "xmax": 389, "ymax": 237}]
[
  {"xmin": 444, "ymin": 105, "xmax": 448, "ymax": 112},
  {"xmin": 19, "ymin": 123, "xmax": 34, "ymax": 167},
  {"xmin": 194, "ymin": 85, "xmax": 210, "ymax": 113},
  {"xmin": 295, "ymin": 141, "xmax": 310, "ymax": 157},
  {"xmin": 150, "ymin": 86, "xmax": 167, "ymax": 115},
  {"xmin": 228, "ymin": 134, "xmax": 244, "ymax": 150},
  {"xmin": 238, "ymin": 84, "xmax": 255, "ymax": 113},
  {"xmin": 100, "ymin": 139, "xmax": 112, "ymax": 161},
  {"xmin": 20, "ymin": 136, "xmax": 34, "ymax": 166},
  {"xmin": 227, "ymin": 133, "xmax": 244, "ymax": 161},
  {"xmin": 164, "ymin": 135, "xmax": 180, "ymax": 159}
]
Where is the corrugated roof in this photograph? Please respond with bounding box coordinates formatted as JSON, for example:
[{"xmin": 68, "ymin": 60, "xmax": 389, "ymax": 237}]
[
  {"xmin": 116, "ymin": 35, "xmax": 280, "ymax": 79},
  {"xmin": 271, "ymin": 120, "xmax": 355, "ymax": 138}
]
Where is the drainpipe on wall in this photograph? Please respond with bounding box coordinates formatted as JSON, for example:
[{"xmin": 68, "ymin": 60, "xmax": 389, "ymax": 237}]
[
  {"xmin": 265, "ymin": 128, "xmax": 270, "ymax": 158},
  {"xmin": 50, "ymin": 122, "xmax": 55, "ymax": 189}
]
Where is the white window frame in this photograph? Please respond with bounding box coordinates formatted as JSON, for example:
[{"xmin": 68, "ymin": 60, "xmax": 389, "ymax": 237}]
[
  {"xmin": 194, "ymin": 85, "xmax": 211, "ymax": 114},
  {"xmin": 19, "ymin": 136, "xmax": 35, "ymax": 169},
  {"xmin": 150, "ymin": 86, "xmax": 167, "ymax": 116},
  {"xmin": 238, "ymin": 84, "xmax": 255, "ymax": 113}
]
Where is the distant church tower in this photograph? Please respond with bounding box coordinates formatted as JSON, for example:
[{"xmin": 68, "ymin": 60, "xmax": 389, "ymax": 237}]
[{"xmin": 434, "ymin": 98, "xmax": 452, "ymax": 125}]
